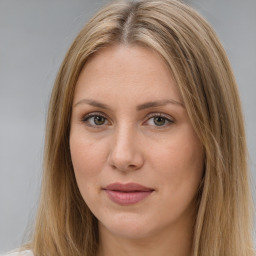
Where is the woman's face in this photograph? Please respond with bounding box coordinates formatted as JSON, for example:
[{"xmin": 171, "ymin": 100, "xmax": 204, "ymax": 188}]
[{"xmin": 70, "ymin": 45, "xmax": 204, "ymax": 240}]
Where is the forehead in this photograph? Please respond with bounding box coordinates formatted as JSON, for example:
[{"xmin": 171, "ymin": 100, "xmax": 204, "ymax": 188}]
[
  {"xmin": 74, "ymin": 44, "xmax": 182, "ymax": 103},
  {"xmin": 83, "ymin": 44, "xmax": 171, "ymax": 79}
]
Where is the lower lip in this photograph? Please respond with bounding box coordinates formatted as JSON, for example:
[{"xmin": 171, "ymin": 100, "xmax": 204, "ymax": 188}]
[{"xmin": 105, "ymin": 190, "xmax": 153, "ymax": 205}]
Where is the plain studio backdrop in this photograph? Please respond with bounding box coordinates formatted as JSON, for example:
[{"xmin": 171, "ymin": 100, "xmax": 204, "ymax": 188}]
[{"xmin": 0, "ymin": 0, "xmax": 255, "ymax": 253}]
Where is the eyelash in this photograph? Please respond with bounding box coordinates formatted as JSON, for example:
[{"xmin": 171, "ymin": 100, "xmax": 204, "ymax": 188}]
[
  {"xmin": 81, "ymin": 112, "xmax": 110, "ymax": 128},
  {"xmin": 81, "ymin": 112, "xmax": 174, "ymax": 128},
  {"xmin": 145, "ymin": 113, "xmax": 174, "ymax": 128}
]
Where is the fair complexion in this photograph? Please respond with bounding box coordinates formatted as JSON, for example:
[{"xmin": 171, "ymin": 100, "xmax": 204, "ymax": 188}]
[{"xmin": 70, "ymin": 45, "xmax": 204, "ymax": 256}]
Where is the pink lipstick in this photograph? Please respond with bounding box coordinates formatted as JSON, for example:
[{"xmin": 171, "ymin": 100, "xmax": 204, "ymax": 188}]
[{"xmin": 104, "ymin": 183, "xmax": 154, "ymax": 205}]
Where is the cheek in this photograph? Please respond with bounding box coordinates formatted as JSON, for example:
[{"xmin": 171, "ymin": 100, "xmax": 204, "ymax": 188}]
[
  {"xmin": 152, "ymin": 128, "xmax": 204, "ymax": 195},
  {"xmin": 156, "ymin": 145, "xmax": 203, "ymax": 221},
  {"xmin": 69, "ymin": 133, "xmax": 110, "ymax": 215},
  {"xmin": 69, "ymin": 132, "xmax": 107, "ymax": 194}
]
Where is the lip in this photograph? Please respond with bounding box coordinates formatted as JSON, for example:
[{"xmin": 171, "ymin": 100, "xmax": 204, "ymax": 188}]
[{"xmin": 104, "ymin": 183, "xmax": 154, "ymax": 206}]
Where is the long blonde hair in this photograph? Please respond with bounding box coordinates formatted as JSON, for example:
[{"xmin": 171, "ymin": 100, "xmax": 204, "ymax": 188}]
[{"xmin": 28, "ymin": 0, "xmax": 254, "ymax": 255}]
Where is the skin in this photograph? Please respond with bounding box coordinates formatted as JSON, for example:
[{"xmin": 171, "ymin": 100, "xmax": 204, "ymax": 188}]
[{"xmin": 70, "ymin": 45, "xmax": 204, "ymax": 256}]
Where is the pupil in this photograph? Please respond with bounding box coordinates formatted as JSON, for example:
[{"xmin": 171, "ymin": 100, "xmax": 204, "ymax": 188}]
[
  {"xmin": 154, "ymin": 117, "xmax": 165, "ymax": 126},
  {"xmin": 94, "ymin": 116, "xmax": 105, "ymax": 125}
]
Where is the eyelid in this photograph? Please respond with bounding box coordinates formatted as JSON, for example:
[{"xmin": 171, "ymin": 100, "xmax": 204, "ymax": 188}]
[
  {"xmin": 146, "ymin": 112, "xmax": 174, "ymax": 121},
  {"xmin": 81, "ymin": 112, "xmax": 111, "ymax": 126},
  {"xmin": 143, "ymin": 112, "xmax": 174, "ymax": 127},
  {"xmin": 82, "ymin": 111, "xmax": 106, "ymax": 119}
]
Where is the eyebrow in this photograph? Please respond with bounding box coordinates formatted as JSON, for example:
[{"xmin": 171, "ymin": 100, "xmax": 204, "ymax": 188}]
[
  {"xmin": 74, "ymin": 99, "xmax": 110, "ymax": 109},
  {"xmin": 73, "ymin": 98, "xmax": 184, "ymax": 110},
  {"xmin": 136, "ymin": 99, "xmax": 184, "ymax": 110}
]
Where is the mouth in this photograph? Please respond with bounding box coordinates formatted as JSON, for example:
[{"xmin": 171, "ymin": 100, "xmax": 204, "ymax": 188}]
[{"xmin": 103, "ymin": 182, "xmax": 154, "ymax": 206}]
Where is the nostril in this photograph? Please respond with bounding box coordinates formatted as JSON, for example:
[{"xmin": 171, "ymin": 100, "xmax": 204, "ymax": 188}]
[{"xmin": 107, "ymin": 140, "xmax": 144, "ymax": 171}]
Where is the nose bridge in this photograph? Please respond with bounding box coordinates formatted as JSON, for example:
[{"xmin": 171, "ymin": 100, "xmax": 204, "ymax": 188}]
[{"xmin": 108, "ymin": 122, "xmax": 143, "ymax": 171}]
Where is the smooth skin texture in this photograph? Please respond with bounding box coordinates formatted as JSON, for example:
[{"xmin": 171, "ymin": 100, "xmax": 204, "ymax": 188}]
[{"xmin": 70, "ymin": 45, "xmax": 204, "ymax": 256}]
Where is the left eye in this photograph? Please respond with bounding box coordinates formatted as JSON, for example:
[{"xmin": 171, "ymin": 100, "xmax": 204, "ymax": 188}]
[{"xmin": 146, "ymin": 115, "xmax": 173, "ymax": 127}]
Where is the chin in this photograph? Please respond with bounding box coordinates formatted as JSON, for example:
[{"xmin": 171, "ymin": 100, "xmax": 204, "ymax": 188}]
[{"xmin": 98, "ymin": 212, "xmax": 160, "ymax": 240}]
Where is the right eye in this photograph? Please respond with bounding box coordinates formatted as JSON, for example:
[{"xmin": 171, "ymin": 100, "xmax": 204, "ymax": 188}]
[{"xmin": 82, "ymin": 113, "xmax": 109, "ymax": 127}]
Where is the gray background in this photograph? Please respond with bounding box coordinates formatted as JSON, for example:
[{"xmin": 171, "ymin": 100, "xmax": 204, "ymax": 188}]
[{"xmin": 0, "ymin": 0, "xmax": 255, "ymax": 253}]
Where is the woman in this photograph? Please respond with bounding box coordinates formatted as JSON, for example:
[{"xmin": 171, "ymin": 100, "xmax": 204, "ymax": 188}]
[{"xmin": 4, "ymin": 0, "xmax": 254, "ymax": 255}]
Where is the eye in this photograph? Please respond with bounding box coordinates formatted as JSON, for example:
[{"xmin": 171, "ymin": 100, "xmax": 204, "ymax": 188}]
[
  {"xmin": 145, "ymin": 114, "xmax": 174, "ymax": 127},
  {"xmin": 82, "ymin": 113, "xmax": 109, "ymax": 127}
]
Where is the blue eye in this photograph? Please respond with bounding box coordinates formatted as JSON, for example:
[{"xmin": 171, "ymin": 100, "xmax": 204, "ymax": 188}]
[
  {"xmin": 82, "ymin": 114, "xmax": 108, "ymax": 127},
  {"xmin": 146, "ymin": 114, "xmax": 173, "ymax": 127}
]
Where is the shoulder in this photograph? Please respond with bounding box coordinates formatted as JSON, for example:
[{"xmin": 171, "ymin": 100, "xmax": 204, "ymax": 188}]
[{"xmin": 1, "ymin": 250, "xmax": 33, "ymax": 256}]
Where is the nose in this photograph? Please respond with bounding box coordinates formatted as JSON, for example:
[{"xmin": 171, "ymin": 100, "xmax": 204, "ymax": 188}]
[{"xmin": 107, "ymin": 125, "xmax": 144, "ymax": 172}]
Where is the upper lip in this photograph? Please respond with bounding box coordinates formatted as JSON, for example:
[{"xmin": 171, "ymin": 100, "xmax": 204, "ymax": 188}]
[{"xmin": 104, "ymin": 182, "xmax": 154, "ymax": 192}]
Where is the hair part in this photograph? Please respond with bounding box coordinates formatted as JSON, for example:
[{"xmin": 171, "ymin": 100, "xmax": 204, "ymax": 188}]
[{"xmin": 28, "ymin": 0, "xmax": 254, "ymax": 255}]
